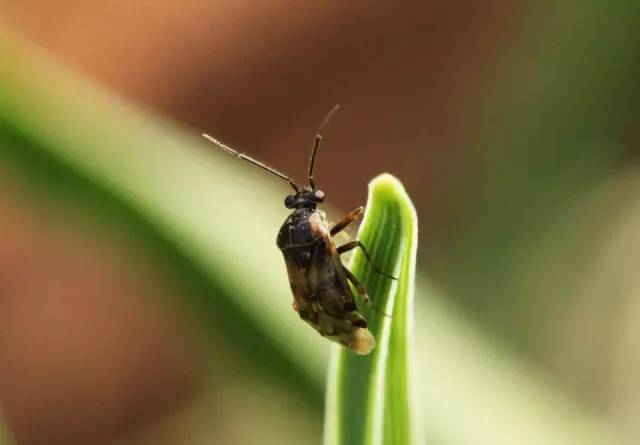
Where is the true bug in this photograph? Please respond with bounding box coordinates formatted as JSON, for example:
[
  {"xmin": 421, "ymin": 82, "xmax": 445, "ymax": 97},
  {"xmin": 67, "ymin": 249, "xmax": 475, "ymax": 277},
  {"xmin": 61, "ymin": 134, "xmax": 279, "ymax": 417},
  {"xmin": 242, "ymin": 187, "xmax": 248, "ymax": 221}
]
[{"xmin": 202, "ymin": 106, "xmax": 395, "ymax": 355}]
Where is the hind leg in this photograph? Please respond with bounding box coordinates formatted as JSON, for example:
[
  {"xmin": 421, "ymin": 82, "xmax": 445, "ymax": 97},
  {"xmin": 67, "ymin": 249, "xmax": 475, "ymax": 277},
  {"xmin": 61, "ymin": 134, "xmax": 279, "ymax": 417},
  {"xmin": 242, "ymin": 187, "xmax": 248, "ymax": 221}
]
[
  {"xmin": 337, "ymin": 241, "xmax": 397, "ymax": 281},
  {"xmin": 343, "ymin": 267, "xmax": 391, "ymax": 317},
  {"xmin": 341, "ymin": 266, "xmax": 371, "ymax": 306}
]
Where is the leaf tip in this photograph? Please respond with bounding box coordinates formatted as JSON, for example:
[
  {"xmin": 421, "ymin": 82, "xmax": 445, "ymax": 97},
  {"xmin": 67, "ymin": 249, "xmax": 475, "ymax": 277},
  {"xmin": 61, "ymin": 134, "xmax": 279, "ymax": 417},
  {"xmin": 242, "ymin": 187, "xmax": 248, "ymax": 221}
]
[{"xmin": 368, "ymin": 173, "xmax": 417, "ymax": 224}]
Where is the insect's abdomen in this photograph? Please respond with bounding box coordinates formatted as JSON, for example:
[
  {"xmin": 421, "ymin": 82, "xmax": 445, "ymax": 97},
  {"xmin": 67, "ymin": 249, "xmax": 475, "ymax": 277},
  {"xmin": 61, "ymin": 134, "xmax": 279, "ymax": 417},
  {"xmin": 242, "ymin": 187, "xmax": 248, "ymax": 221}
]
[
  {"xmin": 299, "ymin": 305, "xmax": 375, "ymax": 355},
  {"xmin": 345, "ymin": 328, "xmax": 375, "ymax": 355}
]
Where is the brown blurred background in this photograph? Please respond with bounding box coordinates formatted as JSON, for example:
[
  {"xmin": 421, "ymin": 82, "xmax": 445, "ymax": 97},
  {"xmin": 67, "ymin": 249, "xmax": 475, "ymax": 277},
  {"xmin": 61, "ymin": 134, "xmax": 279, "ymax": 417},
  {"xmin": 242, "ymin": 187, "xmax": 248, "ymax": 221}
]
[{"xmin": 1, "ymin": 1, "xmax": 639, "ymax": 444}]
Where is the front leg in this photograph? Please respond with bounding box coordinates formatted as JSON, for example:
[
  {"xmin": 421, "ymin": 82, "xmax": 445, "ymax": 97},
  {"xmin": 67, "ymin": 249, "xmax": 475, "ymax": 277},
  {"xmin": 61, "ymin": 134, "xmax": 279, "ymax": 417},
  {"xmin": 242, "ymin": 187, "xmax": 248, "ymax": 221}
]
[{"xmin": 330, "ymin": 206, "xmax": 364, "ymax": 236}]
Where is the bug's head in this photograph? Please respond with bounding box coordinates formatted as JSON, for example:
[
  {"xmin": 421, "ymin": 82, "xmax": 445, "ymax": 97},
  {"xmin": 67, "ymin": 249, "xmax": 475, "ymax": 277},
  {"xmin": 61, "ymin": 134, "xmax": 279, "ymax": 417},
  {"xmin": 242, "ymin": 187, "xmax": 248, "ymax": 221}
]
[{"xmin": 285, "ymin": 186, "xmax": 325, "ymax": 209}]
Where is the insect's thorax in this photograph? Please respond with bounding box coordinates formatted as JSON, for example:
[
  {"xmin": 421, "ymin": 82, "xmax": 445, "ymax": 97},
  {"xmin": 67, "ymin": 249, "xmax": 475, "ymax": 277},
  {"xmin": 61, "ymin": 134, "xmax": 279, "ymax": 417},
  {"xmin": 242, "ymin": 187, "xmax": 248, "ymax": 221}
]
[{"xmin": 276, "ymin": 208, "xmax": 329, "ymax": 254}]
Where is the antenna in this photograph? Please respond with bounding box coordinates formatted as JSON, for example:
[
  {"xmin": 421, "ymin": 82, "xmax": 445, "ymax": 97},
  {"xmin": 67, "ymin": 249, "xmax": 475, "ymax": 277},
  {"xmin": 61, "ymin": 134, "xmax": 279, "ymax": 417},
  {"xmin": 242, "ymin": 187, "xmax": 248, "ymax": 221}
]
[
  {"xmin": 202, "ymin": 133, "xmax": 300, "ymax": 192},
  {"xmin": 308, "ymin": 104, "xmax": 340, "ymax": 189}
]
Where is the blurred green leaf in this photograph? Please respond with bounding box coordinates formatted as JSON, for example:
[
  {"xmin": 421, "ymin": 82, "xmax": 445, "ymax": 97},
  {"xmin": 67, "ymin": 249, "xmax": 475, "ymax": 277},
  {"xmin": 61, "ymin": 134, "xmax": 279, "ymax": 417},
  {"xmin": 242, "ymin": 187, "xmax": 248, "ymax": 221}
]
[
  {"xmin": 324, "ymin": 174, "xmax": 419, "ymax": 445},
  {"xmin": 417, "ymin": 282, "xmax": 620, "ymax": 445},
  {"xmin": 437, "ymin": 0, "xmax": 640, "ymax": 350}
]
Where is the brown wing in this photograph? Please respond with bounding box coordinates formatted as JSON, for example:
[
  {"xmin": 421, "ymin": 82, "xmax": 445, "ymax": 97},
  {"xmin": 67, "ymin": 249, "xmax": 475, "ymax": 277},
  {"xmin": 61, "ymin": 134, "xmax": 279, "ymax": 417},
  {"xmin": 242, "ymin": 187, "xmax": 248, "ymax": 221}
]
[
  {"xmin": 305, "ymin": 238, "xmax": 373, "ymax": 353},
  {"xmin": 284, "ymin": 258, "xmax": 311, "ymax": 312},
  {"xmin": 306, "ymin": 235, "xmax": 358, "ymax": 315}
]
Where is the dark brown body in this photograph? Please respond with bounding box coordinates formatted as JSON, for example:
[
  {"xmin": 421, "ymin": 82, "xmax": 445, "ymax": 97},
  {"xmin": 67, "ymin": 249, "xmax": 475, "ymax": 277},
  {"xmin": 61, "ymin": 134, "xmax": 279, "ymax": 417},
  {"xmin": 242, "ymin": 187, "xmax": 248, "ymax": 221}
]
[{"xmin": 276, "ymin": 208, "xmax": 375, "ymax": 355}]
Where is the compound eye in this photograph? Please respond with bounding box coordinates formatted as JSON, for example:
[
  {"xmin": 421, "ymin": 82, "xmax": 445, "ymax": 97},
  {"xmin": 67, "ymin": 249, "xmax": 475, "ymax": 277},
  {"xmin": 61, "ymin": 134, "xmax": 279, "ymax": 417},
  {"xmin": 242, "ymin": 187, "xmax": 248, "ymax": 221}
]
[
  {"xmin": 284, "ymin": 195, "xmax": 296, "ymax": 208},
  {"xmin": 314, "ymin": 190, "xmax": 325, "ymax": 202}
]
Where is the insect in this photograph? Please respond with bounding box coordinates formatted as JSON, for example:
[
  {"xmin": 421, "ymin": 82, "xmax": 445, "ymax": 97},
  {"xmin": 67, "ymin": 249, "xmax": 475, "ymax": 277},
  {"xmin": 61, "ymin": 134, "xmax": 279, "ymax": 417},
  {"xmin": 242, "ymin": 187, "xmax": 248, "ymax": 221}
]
[{"xmin": 202, "ymin": 105, "xmax": 395, "ymax": 355}]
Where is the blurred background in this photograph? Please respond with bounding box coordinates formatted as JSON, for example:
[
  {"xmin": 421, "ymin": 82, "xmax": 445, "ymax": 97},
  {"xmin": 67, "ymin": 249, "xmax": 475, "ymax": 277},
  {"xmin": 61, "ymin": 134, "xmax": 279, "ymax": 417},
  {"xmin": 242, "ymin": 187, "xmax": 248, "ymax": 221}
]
[{"xmin": 1, "ymin": 1, "xmax": 639, "ymax": 444}]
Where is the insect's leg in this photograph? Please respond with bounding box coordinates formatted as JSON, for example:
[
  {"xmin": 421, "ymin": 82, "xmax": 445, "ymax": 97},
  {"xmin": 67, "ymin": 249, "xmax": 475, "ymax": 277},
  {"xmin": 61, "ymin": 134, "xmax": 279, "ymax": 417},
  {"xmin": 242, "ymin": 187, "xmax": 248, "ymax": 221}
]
[
  {"xmin": 342, "ymin": 266, "xmax": 371, "ymax": 305},
  {"xmin": 337, "ymin": 241, "xmax": 398, "ymax": 281},
  {"xmin": 330, "ymin": 207, "xmax": 364, "ymax": 236},
  {"xmin": 343, "ymin": 267, "xmax": 391, "ymax": 318}
]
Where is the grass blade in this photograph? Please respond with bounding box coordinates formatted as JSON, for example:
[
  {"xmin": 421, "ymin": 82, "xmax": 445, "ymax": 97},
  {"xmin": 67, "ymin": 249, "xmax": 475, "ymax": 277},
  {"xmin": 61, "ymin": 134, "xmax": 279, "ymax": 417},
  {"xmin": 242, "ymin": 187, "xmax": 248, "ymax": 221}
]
[{"xmin": 324, "ymin": 173, "xmax": 419, "ymax": 445}]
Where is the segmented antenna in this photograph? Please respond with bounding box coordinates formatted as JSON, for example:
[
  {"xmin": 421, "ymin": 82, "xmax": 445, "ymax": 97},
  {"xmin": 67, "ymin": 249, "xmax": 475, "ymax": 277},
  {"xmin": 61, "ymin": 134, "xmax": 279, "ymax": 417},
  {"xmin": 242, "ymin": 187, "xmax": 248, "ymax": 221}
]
[
  {"xmin": 308, "ymin": 104, "xmax": 340, "ymax": 189},
  {"xmin": 202, "ymin": 133, "xmax": 300, "ymax": 192}
]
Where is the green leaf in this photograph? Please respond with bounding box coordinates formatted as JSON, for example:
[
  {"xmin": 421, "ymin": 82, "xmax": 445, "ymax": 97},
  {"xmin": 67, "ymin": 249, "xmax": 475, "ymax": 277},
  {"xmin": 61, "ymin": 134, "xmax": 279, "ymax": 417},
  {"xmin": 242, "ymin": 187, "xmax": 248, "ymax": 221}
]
[{"xmin": 324, "ymin": 174, "xmax": 419, "ymax": 445}]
